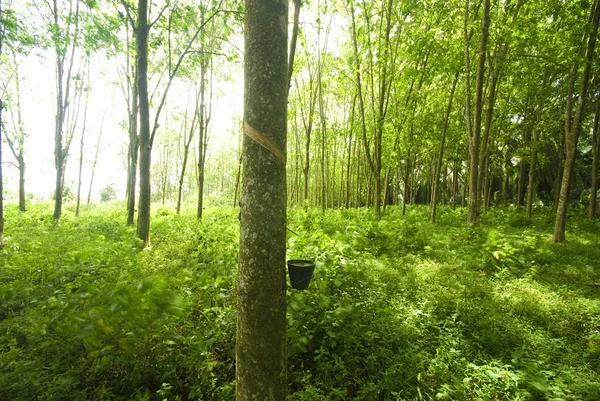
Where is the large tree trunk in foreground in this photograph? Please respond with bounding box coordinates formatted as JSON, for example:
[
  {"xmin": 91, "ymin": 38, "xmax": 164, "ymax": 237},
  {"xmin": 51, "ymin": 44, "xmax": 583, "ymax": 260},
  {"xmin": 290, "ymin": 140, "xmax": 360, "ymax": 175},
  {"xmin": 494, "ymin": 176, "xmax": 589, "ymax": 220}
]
[
  {"xmin": 236, "ymin": 0, "xmax": 288, "ymax": 399},
  {"xmin": 553, "ymin": 0, "xmax": 599, "ymax": 242}
]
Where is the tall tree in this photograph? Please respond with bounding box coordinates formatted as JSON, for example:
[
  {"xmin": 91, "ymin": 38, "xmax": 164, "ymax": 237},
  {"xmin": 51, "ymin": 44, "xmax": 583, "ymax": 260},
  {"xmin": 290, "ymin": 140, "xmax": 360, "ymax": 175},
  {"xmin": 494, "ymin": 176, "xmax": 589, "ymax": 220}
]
[
  {"xmin": 123, "ymin": 0, "xmax": 224, "ymax": 243},
  {"xmin": 87, "ymin": 112, "xmax": 105, "ymax": 205},
  {"xmin": 0, "ymin": 0, "xmax": 5, "ymax": 249},
  {"xmin": 46, "ymin": 0, "xmax": 88, "ymax": 221},
  {"xmin": 589, "ymin": 95, "xmax": 599, "ymax": 219},
  {"xmin": 236, "ymin": 0, "xmax": 288, "ymax": 399},
  {"xmin": 5, "ymin": 51, "xmax": 27, "ymax": 212},
  {"xmin": 176, "ymin": 85, "xmax": 199, "ymax": 214},
  {"xmin": 553, "ymin": 0, "xmax": 599, "ymax": 242},
  {"xmin": 135, "ymin": 0, "xmax": 151, "ymax": 242},
  {"xmin": 431, "ymin": 71, "xmax": 459, "ymax": 223},
  {"xmin": 75, "ymin": 62, "xmax": 90, "ymax": 217},
  {"xmin": 466, "ymin": 0, "xmax": 491, "ymax": 224}
]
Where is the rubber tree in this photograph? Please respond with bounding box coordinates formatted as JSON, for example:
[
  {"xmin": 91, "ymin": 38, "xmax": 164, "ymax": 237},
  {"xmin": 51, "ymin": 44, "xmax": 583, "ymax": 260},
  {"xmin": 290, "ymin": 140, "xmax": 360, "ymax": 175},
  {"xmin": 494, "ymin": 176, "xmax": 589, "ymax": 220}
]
[
  {"xmin": 123, "ymin": 0, "xmax": 224, "ymax": 243},
  {"xmin": 4, "ymin": 52, "xmax": 27, "ymax": 212},
  {"xmin": 0, "ymin": 0, "xmax": 4, "ymax": 249},
  {"xmin": 553, "ymin": 0, "xmax": 599, "ymax": 242},
  {"xmin": 431, "ymin": 72, "xmax": 459, "ymax": 223},
  {"xmin": 465, "ymin": 0, "xmax": 491, "ymax": 224},
  {"xmin": 589, "ymin": 95, "xmax": 599, "ymax": 219},
  {"xmin": 46, "ymin": 0, "xmax": 90, "ymax": 222},
  {"xmin": 236, "ymin": 0, "xmax": 288, "ymax": 398}
]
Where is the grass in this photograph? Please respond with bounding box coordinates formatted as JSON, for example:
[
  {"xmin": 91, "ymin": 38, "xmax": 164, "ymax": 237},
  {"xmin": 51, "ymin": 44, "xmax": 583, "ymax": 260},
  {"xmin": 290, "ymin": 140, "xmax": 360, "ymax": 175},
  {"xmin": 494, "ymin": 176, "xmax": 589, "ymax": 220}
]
[{"xmin": 1, "ymin": 201, "xmax": 599, "ymax": 400}]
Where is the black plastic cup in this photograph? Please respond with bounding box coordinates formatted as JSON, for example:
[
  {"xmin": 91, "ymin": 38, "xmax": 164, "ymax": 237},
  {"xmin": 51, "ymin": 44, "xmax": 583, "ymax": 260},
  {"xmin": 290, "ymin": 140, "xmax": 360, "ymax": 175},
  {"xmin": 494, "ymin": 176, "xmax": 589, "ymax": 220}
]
[{"xmin": 287, "ymin": 259, "xmax": 316, "ymax": 290}]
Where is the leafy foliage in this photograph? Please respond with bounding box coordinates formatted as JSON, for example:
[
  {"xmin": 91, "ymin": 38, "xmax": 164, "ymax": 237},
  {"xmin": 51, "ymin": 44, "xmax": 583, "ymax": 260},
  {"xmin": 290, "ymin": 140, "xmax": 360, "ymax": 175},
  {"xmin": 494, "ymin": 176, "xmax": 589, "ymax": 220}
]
[{"xmin": 1, "ymin": 202, "xmax": 599, "ymax": 399}]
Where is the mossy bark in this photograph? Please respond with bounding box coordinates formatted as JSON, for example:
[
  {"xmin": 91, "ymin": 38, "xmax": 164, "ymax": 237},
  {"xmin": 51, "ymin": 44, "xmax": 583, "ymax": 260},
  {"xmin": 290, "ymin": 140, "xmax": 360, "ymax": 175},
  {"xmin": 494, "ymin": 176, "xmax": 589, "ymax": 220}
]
[{"xmin": 236, "ymin": 0, "xmax": 288, "ymax": 400}]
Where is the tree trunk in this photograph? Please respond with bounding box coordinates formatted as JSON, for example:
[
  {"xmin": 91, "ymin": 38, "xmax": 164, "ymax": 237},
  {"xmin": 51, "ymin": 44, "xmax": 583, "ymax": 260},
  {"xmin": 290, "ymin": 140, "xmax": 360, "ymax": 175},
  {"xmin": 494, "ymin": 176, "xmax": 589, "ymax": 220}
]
[
  {"xmin": 516, "ymin": 156, "xmax": 528, "ymax": 207},
  {"xmin": 6, "ymin": 58, "xmax": 27, "ymax": 212},
  {"xmin": 402, "ymin": 146, "xmax": 411, "ymax": 216},
  {"xmin": 526, "ymin": 103, "xmax": 543, "ymax": 218},
  {"xmin": 87, "ymin": 112, "xmax": 105, "ymax": 204},
  {"xmin": 318, "ymin": 57, "xmax": 326, "ymax": 215},
  {"xmin": 0, "ymin": 99, "xmax": 4, "ymax": 249},
  {"xmin": 76, "ymin": 85, "xmax": 90, "ymax": 216},
  {"xmin": 53, "ymin": 0, "xmax": 80, "ymax": 222},
  {"xmin": 136, "ymin": 0, "xmax": 151, "ymax": 244},
  {"xmin": 431, "ymin": 72, "xmax": 459, "ymax": 223},
  {"xmin": 177, "ymin": 89, "xmax": 199, "ymax": 214},
  {"xmin": 589, "ymin": 97, "xmax": 599, "ymax": 219},
  {"xmin": 345, "ymin": 97, "xmax": 355, "ymax": 208},
  {"xmin": 554, "ymin": 0, "xmax": 599, "ymax": 241},
  {"xmin": 466, "ymin": 0, "xmax": 491, "ymax": 224},
  {"xmin": 237, "ymin": 0, "xmax": 288, "ymax": 399},
  {"xmin": 287, "ymin": 0, "xmax": 301, "ymax": 95},
  {"xmin": 197, "ymin": 57, "xmax": 208, "ymax": 220},
  {"xmin": 161, "ymin": 141, "xmax": 169, "ymax": 205},
  {"xmin": 126, "ymin": 62, "xmax": 139, "ymax": 225}
]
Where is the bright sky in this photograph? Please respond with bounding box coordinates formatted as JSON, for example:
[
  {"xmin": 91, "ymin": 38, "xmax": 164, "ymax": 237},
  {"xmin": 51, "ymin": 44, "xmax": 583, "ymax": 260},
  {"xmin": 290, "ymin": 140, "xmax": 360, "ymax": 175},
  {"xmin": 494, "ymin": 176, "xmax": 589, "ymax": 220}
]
[
  {"xmin": 2, "ymin": 39, "xmax": 244, "ymax": 201},
  {"xmin": 1, "ymin": 1, "xmax": 343, "ymax": 202}
]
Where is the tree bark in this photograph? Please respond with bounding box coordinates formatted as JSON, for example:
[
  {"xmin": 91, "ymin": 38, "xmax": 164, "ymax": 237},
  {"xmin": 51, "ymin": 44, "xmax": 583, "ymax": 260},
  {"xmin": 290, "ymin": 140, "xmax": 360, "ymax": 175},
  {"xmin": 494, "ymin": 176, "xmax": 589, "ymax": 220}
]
[
  {"xmin": 76, "ymin": 75, "xmax": 90, "ymax": 217},
  {"xmin": 589, "ymin": 97, "xmax": 599, "ymax": 219},
  {"xmin": 287, "ymin": 0, "xmax": 301, "ymax": 95},
  {"xmin": 466, "ymin": 0, "xmax": 491, "ymax": 224},
  {"xmin": 53, "ymin": 0, "xmax": 81, "ymax": 222},
  {"xmin": 554, "ymin": 0, "xmax": 599, "ymax": 241},
  {"xmin": 126, "ymin": 49, "xmax": 139, "ymax": 225},
  {"xmin": 87, "ymin": 113, "xmax": 105, "ymax": 204},
  {"xmin": 526, "ymin": 102, "xmax": 543, "ymax": 218},
  {"xmin": 136, "ymin": 0, "xmax": 151, "ymax": 244},
  {"xmin": 0, "ymin": 99, "xmax": 4, "ymax": 249},
  {"xmin": 237, "ymin": 0, "xmax": 288, "ymax": 399},
  {"xmin": 197, "ymin": 56, "xmax": 209, "ymax": 220},
  {"xmin": 177, "ymin": 88, "xmax": 199, "ymax": 214},
  {"xmin": 431, "ymin": 72, "xmax": 459, "ymax": 223}
]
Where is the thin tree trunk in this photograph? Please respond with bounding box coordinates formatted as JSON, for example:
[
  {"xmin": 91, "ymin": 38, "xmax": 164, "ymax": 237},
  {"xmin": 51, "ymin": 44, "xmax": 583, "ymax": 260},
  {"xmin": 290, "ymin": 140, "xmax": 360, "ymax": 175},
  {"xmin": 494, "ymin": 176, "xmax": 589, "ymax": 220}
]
[
  {"xmin": 526, "ymin": 102, "xmax": 543, "ymax": 218},
  {"xmin": 318, "ymin": 62, "xmax": 326, "ymax": 215},
  {"xmin": 402, "ymin": 146, "xmax": 411, "ymax": 216},
  {"xmin": 136, "ymin": 0, "xmax": 151, "ymax": 244},
  {"xmin": 197, "ymin": 57, "xmax": 208, "ymax": 220},
  {"xmin": 431, "ymin": 72, "xmax": 459, "ymax": 223},
  {"xmin": 5, "ymin": 55, "xmax": 27, "ymax": 212},
  {"xmin": 87, "ymin": 112, "xmax": 105, "ymax": 204},
  {"xmin": 589, "ymin": 97, "xmax": 599, "ymax": 219},
  {"xmin": 466, "ymin": 0, "xmax": 491, "ymax": 224},
  {"xmin": 0, "ymin": 99, "xmax": 4, "ymax": 249},
  {"xmin": 287, "ymin": 0, "xmax": 301, "ymax": 95},
  {"xmin": 345, "ymin": 97, "xmax": 355, "ymax": 208},
  {"xmin": 554, "ymin": 0, "xmax": 599, "ymax": 241},
  {"xmin": 161, "ymin": 142, "xmax": 169, "ymax": 205},
  {"xmin": 126, "ymin": 56, "xmax": 139, "ymax": 225},
  {"xmin": 517, "ymin": 153, "xmax": 528, "ymax": 207},
  {"xmin": 75, "ymin": 89, "xmax": 89, "ymax": 216},
  {"xmin": 53, "ymin": 0, "xmax": 81, "ymax": 222},
  {"xmin": 177, "ymin": 89, "xmax": 199, "ymax": 213}
]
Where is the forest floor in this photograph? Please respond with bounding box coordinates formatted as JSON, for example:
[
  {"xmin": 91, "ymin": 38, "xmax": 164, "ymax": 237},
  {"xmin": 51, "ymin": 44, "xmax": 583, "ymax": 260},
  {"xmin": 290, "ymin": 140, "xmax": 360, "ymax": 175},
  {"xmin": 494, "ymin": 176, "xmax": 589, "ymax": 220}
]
[{"xmin": 1, "ymin": 202, "xmax": 599, "ymax": 400}]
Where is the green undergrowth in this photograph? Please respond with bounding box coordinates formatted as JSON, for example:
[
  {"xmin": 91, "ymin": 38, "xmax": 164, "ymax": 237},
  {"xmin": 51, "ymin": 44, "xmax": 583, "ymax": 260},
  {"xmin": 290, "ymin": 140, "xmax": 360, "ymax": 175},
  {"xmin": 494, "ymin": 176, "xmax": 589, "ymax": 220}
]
[{"xmin": 1, "ymin": 202, "xmax": 599, "ymax": 400}]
